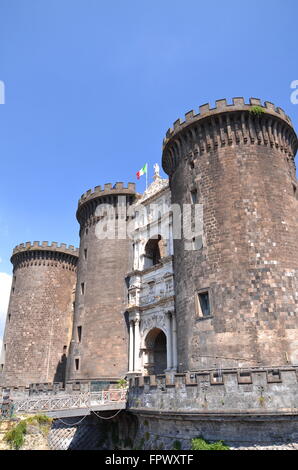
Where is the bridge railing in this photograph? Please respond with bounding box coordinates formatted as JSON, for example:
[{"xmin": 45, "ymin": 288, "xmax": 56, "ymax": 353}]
[{"xmin": 12, "ymin": 389, "xmax": 127, "ymax": 414}]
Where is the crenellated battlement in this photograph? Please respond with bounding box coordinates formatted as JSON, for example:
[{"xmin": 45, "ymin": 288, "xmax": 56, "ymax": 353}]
[
  {"xmin": 162, "ymin": 97, "xmax": 298, "ymax": 175},
  {"xmin": 78, "ymin": 182, "xmax": 137, "ymax": 208},
  {"xmin": 76, "ymin": 182, "xmax": 138, "ymax": 228},
  {"xmin": 128, "ymin": 366, "xmax": 298, "ymax": 415},
  {"xmin": 163, "ymin": 97, "xmax": 293, "ymax": 144},
  {"xmin": 12, "ymin": 241, "xmax": 79, "ymax": 258}
]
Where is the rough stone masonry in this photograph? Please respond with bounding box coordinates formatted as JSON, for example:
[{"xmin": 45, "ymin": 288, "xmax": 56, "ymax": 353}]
[{"xmin": 1, "ymin": 97, "xmax": 298, "ymax": 448}]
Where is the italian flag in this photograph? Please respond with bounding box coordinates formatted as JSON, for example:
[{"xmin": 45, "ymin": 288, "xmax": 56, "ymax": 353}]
[{"xmin": 136, "ymin": 163, "xmax": 148, "ymax": 180}]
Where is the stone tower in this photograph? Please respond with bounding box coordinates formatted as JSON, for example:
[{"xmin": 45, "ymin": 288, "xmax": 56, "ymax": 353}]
[
  {"xmin": 0, "ymin": 242, "xmax": 78, "ymax": 387},
  {"xmin": 66, "ymin": 183, "xmax": 137, "ymax": 382},
  {"xmin": 162, "ymin": 98, "xmax": 298, "ymax": 372}
]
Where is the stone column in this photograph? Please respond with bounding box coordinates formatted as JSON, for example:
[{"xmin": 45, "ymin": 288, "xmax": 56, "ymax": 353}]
[
  {"xmin": 166, "ymin": 312, "xmax": 172, "ymax": 370},
  {"xmin": 129, "ymin": 320, "xmax": 134, "ymax": 372},
  {"xmin": 169, "ymin": 219, "xmax": 173, "ymax": 256},
  {"xmin": 172, "ymin": 313, "xmax": 178, "ymax": 370},
  {"xmin": 134, "ymin": 318, "xmax": 141, "ymax": 371}
]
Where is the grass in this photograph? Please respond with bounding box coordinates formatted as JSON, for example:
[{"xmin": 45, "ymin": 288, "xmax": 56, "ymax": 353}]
[
  {"xmin": 249, "ymin": 105, "xmax": 265, "ymax": 116},
  {"xmin": 116, "ymin": 378, "xmax": 128, "ymax": 389},
  {"xmin": 191, "ymin": 437, "xmax": 230, "ymax": 451},
  {"xmin": 4, "ymin": 420, "xmax": 27, "ymax": 450},
  {"xmin": 4, "ymin": 414, "xmax": 52, "ymax": 450}
]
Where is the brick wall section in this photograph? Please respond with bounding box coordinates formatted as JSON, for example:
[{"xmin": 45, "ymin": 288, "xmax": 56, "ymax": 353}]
[
  {"xmin": 162, "ymin": 98, "xmax": 298, "ymax": 371},
  {"xmin": 0, "ymin": 243, "xmax": 78, "ymax": 387},
  {"xmin": 66, "ymin": 184, "xmax": 137, "ymax": 381}
]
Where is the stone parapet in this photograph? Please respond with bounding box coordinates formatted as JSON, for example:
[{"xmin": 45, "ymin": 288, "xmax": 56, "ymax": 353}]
[
  {"xmin": 12, "ymin": 241, "xmax": 79, "ymax": 260},
  {"xmin": 162, "ymin": 97, "xmax": 298, "ymax": 176},
  {"xmin": 128, "ymin": 367, "xmax": 298, "ymax": 414}
]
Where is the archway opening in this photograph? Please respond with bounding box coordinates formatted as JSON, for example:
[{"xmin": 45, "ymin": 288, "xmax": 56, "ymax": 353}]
[
  {"xmin": 144, "ymin": 328, "xmax": 167, "ymax": 375},
  {"xmin": 144, "ymin": 235, "xmax": 165, "ymax": 268}
]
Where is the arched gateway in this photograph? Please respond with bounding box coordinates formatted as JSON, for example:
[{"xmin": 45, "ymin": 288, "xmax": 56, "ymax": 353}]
[{"xmin": 144, "ymin": 328, "xmax": 167, "ymax": 375}]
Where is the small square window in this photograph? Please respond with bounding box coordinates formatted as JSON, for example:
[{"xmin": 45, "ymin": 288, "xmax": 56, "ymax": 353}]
[{"xmin": 196, "ymin": 291, "xmax": 211, "ymax": 317}]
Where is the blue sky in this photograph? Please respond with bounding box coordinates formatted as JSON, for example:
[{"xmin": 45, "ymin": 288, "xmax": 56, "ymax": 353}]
[{"xmin": 0, "ymin": 0, "xmax": 297, "ymax": 340}]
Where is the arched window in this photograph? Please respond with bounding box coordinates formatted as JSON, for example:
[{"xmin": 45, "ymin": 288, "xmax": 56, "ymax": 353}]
[{"xmin": 144, "ymin": 235, "xmax": 165, "ymax": 267}]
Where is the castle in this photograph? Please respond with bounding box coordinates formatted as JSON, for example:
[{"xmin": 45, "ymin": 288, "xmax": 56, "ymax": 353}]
[{"xmin": 1, "ymin": 97, "xmax": 298, "ymax": 448}]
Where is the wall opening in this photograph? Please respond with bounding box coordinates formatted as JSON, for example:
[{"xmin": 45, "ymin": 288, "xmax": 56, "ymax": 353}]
[
  {"xmin": 196, "ymin": 291, "xmax": 211, "ymax": 317},
  {"xmin": 77, "ymin": 326, "xmax": 82, "ymax": 342},
  {"xmin": 144, "ymin": 235, "xmax": 166, "ymax": 268},
  {"xmin": 144, "ymin": 328, "xmax": 167, "ymax": 375}
]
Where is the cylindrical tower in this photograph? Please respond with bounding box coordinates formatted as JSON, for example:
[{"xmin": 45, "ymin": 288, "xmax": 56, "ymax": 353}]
[
  {"xmin": 66, "ymin": 182, "xmax": 137, "ymax": 382},
  {"xmin": 162, "ymin": 97, "xmax": 298, "ymax": 371},
  {"xmin": 0, "ymin": 242, "xmax": 78, "ymax": 387}
]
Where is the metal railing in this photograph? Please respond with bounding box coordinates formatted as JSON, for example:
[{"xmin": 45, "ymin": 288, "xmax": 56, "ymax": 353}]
[{"xmin": 11, "ymin": 389, "xmax": 127, "ymax": 414}]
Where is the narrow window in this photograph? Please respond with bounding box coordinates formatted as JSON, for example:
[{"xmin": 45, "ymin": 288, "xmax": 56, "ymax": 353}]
[
  {"xmin": 63, "ymin": 345, "xmax": 67, "ymax": 354},
  {"xmin": 12, "ymin": 287, "xmax": 15, "ymax": 294},
  {"xmin": 0, "ymin": 364, "xmax": 3, "ymax": 372},
  {"xmin": 4, "ymin": 344, "xmax": 6, "ymax": 351},
  {"xmin": 190, "ymin": 189, "xmax": 198, "ymax": 204},
  {"xmin": 85, "ymin": 228, "xmax": 89, "ymax": 235},
  {"xmin": 75, "ymin": 358, "xmax": 80, "ymax": 371},
  {"xmin": 293, "ymin": 184, "xmax": 297, "ymax": 199},
  {"xmin": 77, "ymin": 326, "xmax": 82, "ymax": 343},
  {"xmin": 81, "ymin": 283, "xmax": 85, "ymax": 295},
  {"xmin": 196, "ymin": 291, "xmax": 211, "ymax": 317},
  {"xmin": 8, "ymin": 314, "xmax": 11, "ymax": 323},
  {"xmin": 84, "ymin": 249, "xmax": 87, "ymax": 260}
]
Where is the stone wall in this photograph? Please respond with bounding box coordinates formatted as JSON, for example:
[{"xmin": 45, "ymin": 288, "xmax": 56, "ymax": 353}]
[
  {"xmin": 67, "ymin": 183, "xmax": 137, "ymax": 381},
  {"xmin": 162, "ymin": 97, "xmax": 298, "ymax": 371},
  {"xmin": 0, "ymin": 243, "xmax": 78, "ymax": 387},
  {"xmin": 131, "ymin": 412, "xmax": 298, "ymax": 450},
  {"xmin": 128, "ymin": 368, "xmax": 298, "ymax": 413},
  {"xmin": 1, "ymin": 379, "xmax": 120, "ymax": 400},
  {"xmin": 128, "ymin": 368, "xmax": 298, "ymax": 449}
]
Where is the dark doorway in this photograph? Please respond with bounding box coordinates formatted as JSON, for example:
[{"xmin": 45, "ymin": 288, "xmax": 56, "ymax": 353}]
[
  {"xmin": 145, "ymin": 328, "xmax": 167, "ymax": 375},
  {"xmin": 144, "ymin": 236, "xmax": 165, "ymax": 267}
]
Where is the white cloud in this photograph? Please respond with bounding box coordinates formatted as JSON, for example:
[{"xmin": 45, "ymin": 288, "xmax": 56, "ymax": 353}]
[{"xmin": 0, "ymin": 272, "xmax": 12, "ymax": 341}]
